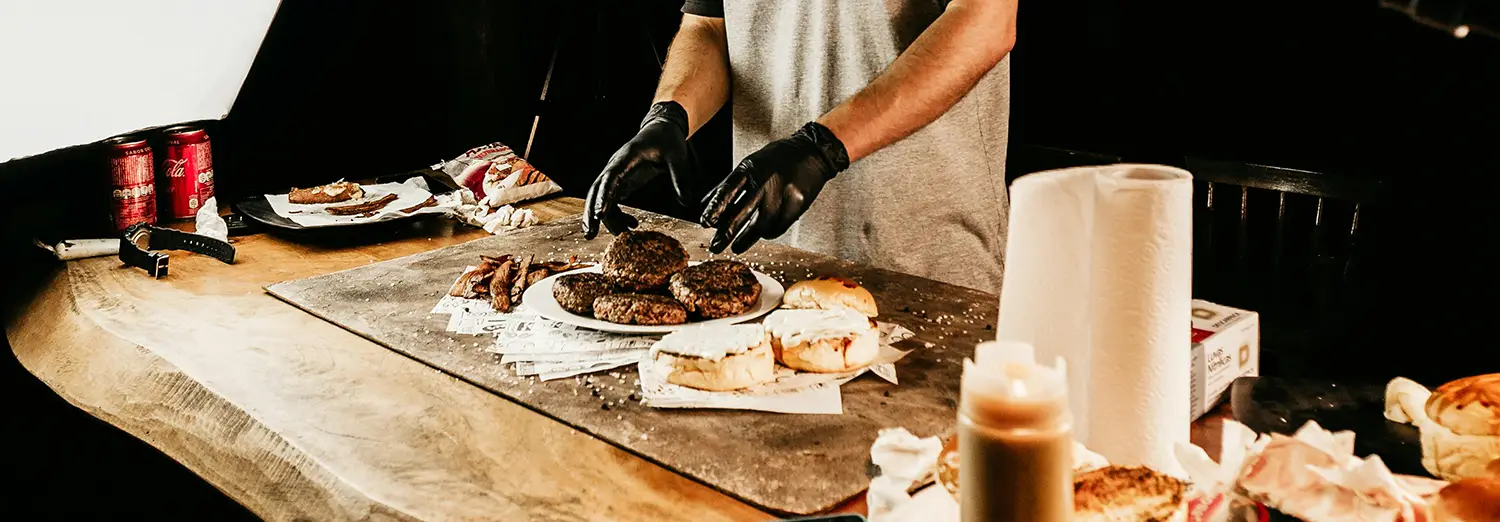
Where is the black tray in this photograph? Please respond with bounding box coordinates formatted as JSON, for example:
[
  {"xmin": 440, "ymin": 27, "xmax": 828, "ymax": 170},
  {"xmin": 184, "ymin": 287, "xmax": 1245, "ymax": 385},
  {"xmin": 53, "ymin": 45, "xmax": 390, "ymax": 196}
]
[
  {"xmin": 236, "ymin": 172, "xmax": 456, "ymax": 233},
  {"xmin": 1230, "ymin": 376, "xmax": 1427, "ymax": 477}
]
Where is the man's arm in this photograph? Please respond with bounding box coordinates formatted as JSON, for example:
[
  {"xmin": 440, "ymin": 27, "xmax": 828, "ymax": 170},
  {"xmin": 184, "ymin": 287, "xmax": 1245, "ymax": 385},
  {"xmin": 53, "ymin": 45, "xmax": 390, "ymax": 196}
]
[
  {"xmin": 816, "ymin": 0, "xmax": 1018, "ymax": 162},
  {"xmin": 653, "ymin": 14, "xmax": 732, "ymax": 137}
]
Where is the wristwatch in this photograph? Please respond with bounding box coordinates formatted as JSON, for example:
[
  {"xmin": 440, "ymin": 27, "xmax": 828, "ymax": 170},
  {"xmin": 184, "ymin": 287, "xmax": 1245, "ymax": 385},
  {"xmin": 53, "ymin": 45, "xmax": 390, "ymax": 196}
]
[{"xmin": 119, "ymin": 223, "xmax": 236, "ymax": 278}]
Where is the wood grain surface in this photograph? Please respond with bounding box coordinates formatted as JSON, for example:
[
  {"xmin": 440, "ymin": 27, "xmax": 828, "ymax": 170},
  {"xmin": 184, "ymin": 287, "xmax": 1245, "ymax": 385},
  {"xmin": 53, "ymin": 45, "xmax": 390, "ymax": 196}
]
[
  {"xmin": 267, "ymin": 210, "xmax": 1007, "ymax": 515},
  {"xmin": 5, "ymin": 197, "xmax": 768, "ymax": 521},
  {"xmin": 7, "ymin": 194, "xmax": 1231, "ymax": 520}
]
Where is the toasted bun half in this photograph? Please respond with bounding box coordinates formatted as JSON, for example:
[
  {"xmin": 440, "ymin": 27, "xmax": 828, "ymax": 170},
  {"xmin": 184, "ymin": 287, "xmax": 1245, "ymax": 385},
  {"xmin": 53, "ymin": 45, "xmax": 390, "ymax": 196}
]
[
  {"xmin": 1072, "ymin": 466, "xmax": 1187, "ymax": 522},
  {"xmin": 782, "ymin": 275, "xmax": 878, "ymax": 317},
  {"xmin": 1432, "ymin": 478, "xmax": 1500, "ymax": 522},
  {"xmin": 1427, "ymin": 374, "xmax": 1500, "ymax": 437},
  {"xmin": 774, "ymin": 329, "xmax": 879, "ymax": 374},
  {"xmin": 764, "ymin": 309, "xmax": 879, "ymax": 373},
  {"xmin": 652, "ymin": 325, "xmax": 776, "ymax": 391}
]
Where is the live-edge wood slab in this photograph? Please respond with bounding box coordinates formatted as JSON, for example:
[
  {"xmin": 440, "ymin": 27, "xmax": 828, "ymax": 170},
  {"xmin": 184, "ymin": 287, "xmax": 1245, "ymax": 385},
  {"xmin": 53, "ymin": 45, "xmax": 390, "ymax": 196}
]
[
  {"xmin": 9, "ymin": 198, "xmax": 774, "ymax": 521},
  {"xmin": 267, "ymin": 211, "xmax": 998, "ymax": 515}
]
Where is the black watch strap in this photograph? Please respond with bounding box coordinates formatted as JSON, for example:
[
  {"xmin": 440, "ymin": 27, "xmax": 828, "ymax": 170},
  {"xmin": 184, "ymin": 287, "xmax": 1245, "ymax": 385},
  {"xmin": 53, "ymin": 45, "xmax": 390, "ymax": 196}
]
[
  {"xmin": 119, "ymin": 229, "xmax": 170, "ymax": 278},
  {"xmin": 148, "ymin": 227, "xmax": 236, "ymax": 264},
  {"xmin": 119, "ymin": 224, "xmax": 236, "ymax": 278}
]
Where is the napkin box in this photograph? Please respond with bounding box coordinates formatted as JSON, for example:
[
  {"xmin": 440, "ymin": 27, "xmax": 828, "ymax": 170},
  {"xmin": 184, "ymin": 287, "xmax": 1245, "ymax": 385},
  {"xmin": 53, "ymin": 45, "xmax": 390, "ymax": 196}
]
[{"xmin": 1190, "ymin": 299, "xmax": 1260, "ymax": 421}]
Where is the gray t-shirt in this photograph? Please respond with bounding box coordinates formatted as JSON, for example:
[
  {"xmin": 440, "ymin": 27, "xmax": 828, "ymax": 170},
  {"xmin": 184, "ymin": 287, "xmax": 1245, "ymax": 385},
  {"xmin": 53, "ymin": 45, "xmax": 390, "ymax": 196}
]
[{"xmin": 683, "ymin": 0, "xmax": 1010, "ymax": 293}]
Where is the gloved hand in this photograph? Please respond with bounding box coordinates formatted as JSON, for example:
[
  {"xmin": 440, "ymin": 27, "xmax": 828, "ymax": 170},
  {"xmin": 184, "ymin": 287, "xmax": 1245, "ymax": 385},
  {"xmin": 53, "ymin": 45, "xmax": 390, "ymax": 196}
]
[
  {"xmin": 584, "ymin": 101, "xmax": 696, "ymax": 239},
  {"xmin": 700, "ymin": 121, "xmax": 850, "ymax": 254}
]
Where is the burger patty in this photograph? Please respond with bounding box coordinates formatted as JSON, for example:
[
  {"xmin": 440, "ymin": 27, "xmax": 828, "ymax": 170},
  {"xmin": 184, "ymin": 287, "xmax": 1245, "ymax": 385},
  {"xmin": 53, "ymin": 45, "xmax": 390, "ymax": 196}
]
[
  {"xmin": 593, "ymin": 294, "xmax": 688, "ymax": 325},
  {"xmin": 602, "ymin": 230, "xmax": 688, "ymax": 291},
  {"xmin": 551, "ymin": 272, "xmax": 613, "ymax": 316},
  {"xmin": 669, "ymin": 260, "xmax": 762, "ymax": 319}
]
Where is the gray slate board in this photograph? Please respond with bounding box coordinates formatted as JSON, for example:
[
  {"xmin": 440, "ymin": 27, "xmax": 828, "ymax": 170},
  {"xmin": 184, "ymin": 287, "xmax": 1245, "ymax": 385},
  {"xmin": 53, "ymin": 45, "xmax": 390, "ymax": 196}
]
[{"xmin": 266, "ymin": 211, "xmax": 999, "ymax": 515}]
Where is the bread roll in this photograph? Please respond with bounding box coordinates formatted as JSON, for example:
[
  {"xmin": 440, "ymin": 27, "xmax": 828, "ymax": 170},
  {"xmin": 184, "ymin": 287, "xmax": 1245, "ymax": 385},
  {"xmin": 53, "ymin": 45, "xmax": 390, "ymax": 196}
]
[
  {"xmin": 763, "ymin": 308, "xmax": 879, "ymax": 373},
  {"xmin": 1425, "ymin": 374, "xmax": 1500, "ymax": 481},
  {"xmin": 1387, "ymin": 375, "xmax": 1500, "ymax": 481},
  {"xmin": 288, "ymin": 181, "xmax": 363, "ymax": 204},
  {"xmin": 1072, "ymin": 466, "xmax": 1187, "ymax": 522},
  {"xmin": 650, "ymin": 325, "xmax": 776, "ymax": 391},
  {"xmin": 781, "ymin": 275, "xmax": 878, "ymax": 317},
  {"xmin": 1431, "ymin": 478, "xmax": 1500, "ymax": 522},
  {"xmin": 1427, "ymin": 374, "xmax": 1500, "ymax": 437}
]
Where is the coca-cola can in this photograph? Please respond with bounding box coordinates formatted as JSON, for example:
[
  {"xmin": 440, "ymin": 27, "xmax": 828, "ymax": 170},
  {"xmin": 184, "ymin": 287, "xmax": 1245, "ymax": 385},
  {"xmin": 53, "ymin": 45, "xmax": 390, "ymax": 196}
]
[
  {"xmin": 104, "ymin": 134, "xmax": 157, "ymax": 232},
  {"xmin": 157, "ymin": 125, "xmax": 216, "ymax": 220}
]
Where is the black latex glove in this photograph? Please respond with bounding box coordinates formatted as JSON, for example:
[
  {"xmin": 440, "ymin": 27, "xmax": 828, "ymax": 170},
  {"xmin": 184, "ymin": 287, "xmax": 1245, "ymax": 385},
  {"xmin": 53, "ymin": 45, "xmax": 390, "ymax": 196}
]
[
  {"xmin": 700, "ymin": 122, "xmax": 850, "ymax": 254},
  {"xmin": 584, "ymin": 101, "xmax": 696, "ymax": 239}
]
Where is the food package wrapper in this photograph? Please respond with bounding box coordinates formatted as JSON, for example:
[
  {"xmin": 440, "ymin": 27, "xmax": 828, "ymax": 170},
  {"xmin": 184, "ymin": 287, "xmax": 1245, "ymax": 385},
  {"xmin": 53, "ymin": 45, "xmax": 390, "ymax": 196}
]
[
  {"xmin": 996, "ymin": 164, "xmax": 1193, "ymax": 474},
  {"xmin": 1174, "ymin": 419, "xmax": 1447, "ymax": 522},
  {"xmin": 265, "ymin": 177, "xmax": 455, "ymax": 227},
  {"xmin": 432, "ymin": 142, "xmax": 561, "ymax": 209}
]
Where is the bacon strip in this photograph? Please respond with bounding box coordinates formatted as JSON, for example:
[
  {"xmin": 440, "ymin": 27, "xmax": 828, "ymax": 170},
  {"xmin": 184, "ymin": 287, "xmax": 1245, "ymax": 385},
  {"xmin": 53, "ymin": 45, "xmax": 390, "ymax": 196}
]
[
  {"xmin": 328, "ymin": 193, "xmax": 399, "ymax": 216},
  {"xmin": 399, "ymin": 195, "xmax": 438, "ymax": 214}
]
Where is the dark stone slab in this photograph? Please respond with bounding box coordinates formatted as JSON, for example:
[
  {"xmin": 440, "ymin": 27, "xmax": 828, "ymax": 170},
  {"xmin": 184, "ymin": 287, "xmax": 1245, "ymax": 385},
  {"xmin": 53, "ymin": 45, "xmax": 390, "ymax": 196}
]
[
  {"xmin": 1230, "ymin": 376, "xmax": 1426, "ymax": 477},
  {"xmin": 266, "ymin": 211, "xmax": 998, "ymax": 515}
]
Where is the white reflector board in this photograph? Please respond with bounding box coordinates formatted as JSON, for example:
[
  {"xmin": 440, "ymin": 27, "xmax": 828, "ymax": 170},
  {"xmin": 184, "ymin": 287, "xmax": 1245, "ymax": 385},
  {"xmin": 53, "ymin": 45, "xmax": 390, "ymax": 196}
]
[{"xmin": 0, "ymin": 1, "xmax": 281, "ymax": 162}]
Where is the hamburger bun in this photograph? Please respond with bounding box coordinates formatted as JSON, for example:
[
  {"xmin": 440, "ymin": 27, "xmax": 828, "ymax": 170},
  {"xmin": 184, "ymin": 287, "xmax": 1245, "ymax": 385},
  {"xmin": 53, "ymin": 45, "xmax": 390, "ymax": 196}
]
[
  {"xmin": 650, "ymin": 325, "xmax": 776, "ymax": 391},
  {"xmin": 1427, "ymin": 374, "xmax": 1500, "ymax": 438},
  {"xmin": 1431, "ymin": 477, "xmax": 1500, "ymax": 522},
  {"xmin": 763, "ymin": 308, "xmax": 878, "ymax": 373},
  {"xmin": 1386, "ymin": 375, "xmax": 1500, "ymax": 481},
  {"xmin": 1072, "ymin": 466, "xmax": 1187, "ymax": 522},
  {"xmin": 782, "ymin": 275, "xmax": 878, "ymax": 317},
  {"xmin": 1425, "ymin": 374, "xmax": 1500, "ymax": 481}
]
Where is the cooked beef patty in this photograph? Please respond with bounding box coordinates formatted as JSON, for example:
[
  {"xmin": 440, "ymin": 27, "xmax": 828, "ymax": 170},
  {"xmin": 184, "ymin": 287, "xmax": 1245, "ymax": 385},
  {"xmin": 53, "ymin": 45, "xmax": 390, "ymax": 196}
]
[
  {"xmin": 669, "ymin": 260, "xmax": 762, "ymax": 319},
  {"xmin": 552, "ymin": 272, "xmax": 613, "ymax": 315},
  {"xmin": 602, "ymin": 230, "xmax": 688, "ymax": 292},
  {"xmin": 593, "ymin": 294, "xmax": 688, "ymax": 325}
]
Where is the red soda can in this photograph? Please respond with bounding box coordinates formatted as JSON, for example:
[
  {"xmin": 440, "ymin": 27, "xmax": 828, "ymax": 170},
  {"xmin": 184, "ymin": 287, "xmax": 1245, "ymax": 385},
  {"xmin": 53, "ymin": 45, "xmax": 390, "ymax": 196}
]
[
  {"xmin": 104, "ymin": 134, "xmax": 158, "ymax": 232},
  {"xmin": 157, "ymin": 125, "xmax": 216, "ymax": 220}
]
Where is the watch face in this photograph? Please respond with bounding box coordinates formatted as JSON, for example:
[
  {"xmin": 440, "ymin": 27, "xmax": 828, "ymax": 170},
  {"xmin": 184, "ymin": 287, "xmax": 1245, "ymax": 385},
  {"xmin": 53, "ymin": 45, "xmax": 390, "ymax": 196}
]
[{"xmin": 128, "ymin": 227, "xmax": 152, "ymax": 251}]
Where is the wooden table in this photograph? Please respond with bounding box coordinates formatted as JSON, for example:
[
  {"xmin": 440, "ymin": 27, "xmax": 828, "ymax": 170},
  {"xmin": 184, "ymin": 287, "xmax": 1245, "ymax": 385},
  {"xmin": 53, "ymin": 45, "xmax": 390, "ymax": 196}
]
[{"xmin": 5, "ymin": 196, "xmax": 1228, "ymax": 521}]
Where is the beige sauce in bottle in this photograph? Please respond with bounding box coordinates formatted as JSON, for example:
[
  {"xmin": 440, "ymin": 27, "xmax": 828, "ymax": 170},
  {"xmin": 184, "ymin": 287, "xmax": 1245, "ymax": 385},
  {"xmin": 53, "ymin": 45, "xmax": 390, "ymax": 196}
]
[{"xmin": 959, "ymin": 341, "xmax": 1073, "ymax": 522}]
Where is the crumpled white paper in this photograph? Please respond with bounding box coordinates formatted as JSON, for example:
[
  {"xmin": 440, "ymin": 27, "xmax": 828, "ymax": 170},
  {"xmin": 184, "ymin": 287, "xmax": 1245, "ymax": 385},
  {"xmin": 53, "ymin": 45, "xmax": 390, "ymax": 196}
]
[
  {"xmin": 193, "ymin": 196, "xmax": 229, "ymax": 242},
  {"xmin": 439, "ymin": 187, "xmax": 540, "ymax": 234},
  {"xmin": 1174, "ymin": 419, "xmax": 1442, "ymax": 522},
  {"xmin": 634, "ymin": 323, "xmax": 915, "ymax": 414},
  {"xmin": 867, "ymin": 428, "xmax": 944, "ymax": 518},
  {"xmin": 264, "ymin": 177, "xmax": 455, "ymax": 227}
]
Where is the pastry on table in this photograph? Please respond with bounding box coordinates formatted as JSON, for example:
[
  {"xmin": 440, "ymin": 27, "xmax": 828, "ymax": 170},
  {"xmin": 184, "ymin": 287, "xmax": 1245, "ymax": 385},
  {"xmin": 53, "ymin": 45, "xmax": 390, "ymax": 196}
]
[
  {"xmin": 650, "ymin": 324, "xmax": 776, "ymax": 391},
  {"xmin": 1386, "ymin": 373, "xmax": 1500, "ymax": 480},
  {"xmin": 288, "ymin": 181, "xmax": 363, "ymax": 204},
  {"xmin": 781, "ymin": 275, "xmax": 877, "ymax": 317},
  {"xmin": 1071, "ymin": 466, "xmax": 1188, "ymax": 522},
  {"xmin": 669, "ymin": 260, "xmax": 762, "ymax": 319},
  {"xmin": 601, "ymin": 230, "xmax": 688, "ymax": 292},
  {"xmin": 762, "ymin": 308, "xmax": 879, "ymax": 373}
]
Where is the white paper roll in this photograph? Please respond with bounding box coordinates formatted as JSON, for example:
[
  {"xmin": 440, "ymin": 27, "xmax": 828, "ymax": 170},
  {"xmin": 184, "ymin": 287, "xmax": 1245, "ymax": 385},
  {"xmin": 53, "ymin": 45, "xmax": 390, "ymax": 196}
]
[{"xmin": 995, "ymin": 164, "xmax": 1192, "ymax": 475}]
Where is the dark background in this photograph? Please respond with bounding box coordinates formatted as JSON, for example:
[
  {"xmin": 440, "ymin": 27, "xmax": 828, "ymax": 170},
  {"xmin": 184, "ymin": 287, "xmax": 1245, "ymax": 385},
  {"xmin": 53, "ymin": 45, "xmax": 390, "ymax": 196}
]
[{"xmin": 4, "ymin": 0, "xmax": 1498, "ymax": 518}]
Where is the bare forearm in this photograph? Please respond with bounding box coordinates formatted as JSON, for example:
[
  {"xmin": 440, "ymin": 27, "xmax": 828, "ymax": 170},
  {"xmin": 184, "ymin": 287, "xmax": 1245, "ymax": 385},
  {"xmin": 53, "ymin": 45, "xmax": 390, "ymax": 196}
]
[
  {"xmin": 653, "ymin": 14, "xmax": 731, "ymax": 136},
  {"xmin": 817, "ymin": 0, "xmax": 1017, "ymax": 162}
]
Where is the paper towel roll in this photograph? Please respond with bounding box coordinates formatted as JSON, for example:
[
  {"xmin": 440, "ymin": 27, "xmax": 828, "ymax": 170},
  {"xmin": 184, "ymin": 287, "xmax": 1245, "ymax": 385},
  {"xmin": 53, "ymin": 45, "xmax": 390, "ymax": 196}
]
[{"xmin": 995, "ymin": 164, "xmax": 1192, "ymax": 475}]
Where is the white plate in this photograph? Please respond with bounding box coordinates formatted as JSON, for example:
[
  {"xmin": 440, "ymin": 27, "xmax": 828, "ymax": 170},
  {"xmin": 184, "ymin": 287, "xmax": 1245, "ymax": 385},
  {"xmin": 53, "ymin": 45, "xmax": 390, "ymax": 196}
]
[{"xmin": 522, "ymin": 265, "xmax": 784, "ymax": 335}]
